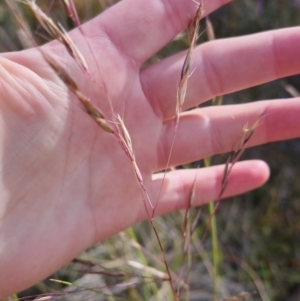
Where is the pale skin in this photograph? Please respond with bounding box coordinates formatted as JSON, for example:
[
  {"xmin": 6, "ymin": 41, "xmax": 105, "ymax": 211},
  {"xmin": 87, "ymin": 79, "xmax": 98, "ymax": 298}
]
[{"xmin": 1, "ymin": 0, "xmax": 300, "ymax": 296}]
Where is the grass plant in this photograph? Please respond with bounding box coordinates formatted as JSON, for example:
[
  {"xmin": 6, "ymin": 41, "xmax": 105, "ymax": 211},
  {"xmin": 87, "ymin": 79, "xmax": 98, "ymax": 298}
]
[{"xmin": 1, "ymin": 0, "xmax": 300, "ymax": 300}]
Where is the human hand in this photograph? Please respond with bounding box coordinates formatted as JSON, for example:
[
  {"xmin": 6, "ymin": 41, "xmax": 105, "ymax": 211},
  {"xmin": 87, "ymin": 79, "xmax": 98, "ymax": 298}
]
[{"xmin": 1, "ymin": 0, "xmax": 300, "ymax": 296}]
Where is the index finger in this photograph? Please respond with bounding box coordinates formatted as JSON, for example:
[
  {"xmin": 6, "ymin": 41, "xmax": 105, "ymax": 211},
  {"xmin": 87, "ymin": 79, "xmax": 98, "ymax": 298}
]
[{"xmin": 86, "ymin": 0, "xmax": 232, "ymax": 64}]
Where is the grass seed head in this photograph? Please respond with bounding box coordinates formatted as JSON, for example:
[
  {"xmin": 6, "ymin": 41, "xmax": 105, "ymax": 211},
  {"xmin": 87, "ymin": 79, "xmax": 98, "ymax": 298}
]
[
  {"xmin": 116, "ymin": 114, "xmax": 133, "ymax": 154},
  {"xmin": 26, "ymin": 0, "xmax": 88, "ymax": 73},
  {"xmin": 42, "ymin": 52, "xmax": 113, "ymax": 133},
  {"xmin": 74, "ymin": 91, "xmax": 114, "ymax": 133},
  {"xmin": 60, "ymin": 0, "xmax": 81, "ymax": 27},
  {"xmin": 188, "ymin": 3, "xmax": 202, "ymax": 45},
  {"xmin": 42, "ymin": 52, "xmax": 78, "ymax": 92},
  {"xmin": 94, "ymin": 117, "xmax": 114, "ymax": 133},
  {"xmin": 75, "ymin": 90, "xmax": 104, "ymax": 118},
  {"xmin": 57, "ymin": 23, "xmax": 89, "ymax": 73},
  {"xmin": 176, "ymin": 3, "xmax": 202, "ymax": 121},
  {"xmin": 25, "ymin": 0, "xmax": 62, "ymax": 40}
]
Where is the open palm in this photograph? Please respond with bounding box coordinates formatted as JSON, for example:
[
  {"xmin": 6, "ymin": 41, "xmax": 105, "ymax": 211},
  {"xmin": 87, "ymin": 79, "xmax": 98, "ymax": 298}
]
[{"xmin": 1, "ymin": 0, "xmax": 300, "ymax": 296}]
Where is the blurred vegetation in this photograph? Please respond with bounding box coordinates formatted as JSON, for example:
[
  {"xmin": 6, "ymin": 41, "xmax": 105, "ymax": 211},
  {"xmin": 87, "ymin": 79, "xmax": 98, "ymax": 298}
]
[{"xmin": 0, "ymin": 0, "xmax": 300, "ymax": 300}]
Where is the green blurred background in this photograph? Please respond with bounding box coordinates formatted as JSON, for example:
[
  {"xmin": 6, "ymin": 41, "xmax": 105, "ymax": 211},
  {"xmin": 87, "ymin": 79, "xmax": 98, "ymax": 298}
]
[{"xmin": 0, "ymin": 0, "xmax": 299, "ymax": 300}]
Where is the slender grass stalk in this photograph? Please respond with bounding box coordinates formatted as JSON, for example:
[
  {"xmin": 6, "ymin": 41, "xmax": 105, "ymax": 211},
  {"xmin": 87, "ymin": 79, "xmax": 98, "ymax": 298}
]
[
  {"xmin": 239, "ymin": 260, "xmax": 270, "ymax": 301},
  {"xmin": 176, "ymin": 175, "xmax": 197, "ymax": 299},
  {"xmin": 37, "ymin": 1, "xmax": 177, "ymax": 297},
  {"xmin": 115, "ymin": 115, "xmax": 177, "ymax": 299},
  {"xmin": 196, "ymin": 108, "xmax": 266, "ymax": 300},
  {"xmin": 50, "ymin": 279, "xmax": 115, "ymax": 300},
  {"xmin": 154, "ymin": 2, "xmax": 203, "ymax": 217},
  {"xmin": 125, "ymin": 228, "xmax": 159, "ymax": 299},
  {"xmin": 205, "ymin": 155, "xmax": 221, "ymax": 301},
  {"xmin": 200, "ymin": 111, "xmax": 266, "ymax": 247},
  {"xmin": 204, "ymin": 16, "xmax": 222, "ymax": 300}
]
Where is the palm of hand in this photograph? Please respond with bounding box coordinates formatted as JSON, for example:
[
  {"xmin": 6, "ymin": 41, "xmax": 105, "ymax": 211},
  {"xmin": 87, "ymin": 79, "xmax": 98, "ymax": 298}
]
[
  {"xmin": 0, "ymin": 3, "xmax": 182, "ymax": 292},
  {"xmin": 0, "ymin": 18, "xmax": 163, "ymax": 259},
  {"xmin": 1, "ymin": 0, "xmax": 300, "ymax": 296}
]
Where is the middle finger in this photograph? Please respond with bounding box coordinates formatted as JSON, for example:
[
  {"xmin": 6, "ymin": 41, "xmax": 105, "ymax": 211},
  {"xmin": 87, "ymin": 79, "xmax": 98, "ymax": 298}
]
[
  {"xmin": 155, "ymin": 98, "xmax": 300, "ymax": 170},
  {"xmin": 141, "ymin": 27, "xmax": 300, "ymax": 119}
]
